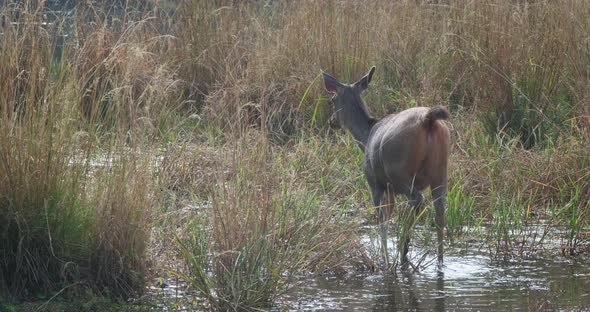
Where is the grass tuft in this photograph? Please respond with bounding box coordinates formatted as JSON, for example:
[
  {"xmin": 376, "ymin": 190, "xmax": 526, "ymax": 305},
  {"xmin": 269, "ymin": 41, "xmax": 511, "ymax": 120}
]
[{"xmin": 174, "ymin": 134, "xmax": 363, "ymax": 310}]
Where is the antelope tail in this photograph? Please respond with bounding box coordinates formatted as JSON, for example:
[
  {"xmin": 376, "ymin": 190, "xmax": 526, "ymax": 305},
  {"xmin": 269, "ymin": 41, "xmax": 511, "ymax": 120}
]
[{"xmin": 424, "ymin": 106, "xmax": 450, "ymax": 127}]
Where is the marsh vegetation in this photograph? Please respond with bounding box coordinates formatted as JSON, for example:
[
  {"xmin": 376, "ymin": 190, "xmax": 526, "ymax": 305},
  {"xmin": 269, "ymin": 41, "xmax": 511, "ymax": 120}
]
[{"xmin": 0, "ymin": 0, "xmax": 589, "ymax": 311}]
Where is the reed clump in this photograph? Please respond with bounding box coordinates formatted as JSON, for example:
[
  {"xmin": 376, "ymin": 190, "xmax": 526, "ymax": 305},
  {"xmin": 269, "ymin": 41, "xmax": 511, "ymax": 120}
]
[
  {"xmin": 0, "ymin": 2, "xmax": 156, "ymax": 300},
  {"xmin": 174, "ymin": 133, "xmax": 365, "ymax": 310}
]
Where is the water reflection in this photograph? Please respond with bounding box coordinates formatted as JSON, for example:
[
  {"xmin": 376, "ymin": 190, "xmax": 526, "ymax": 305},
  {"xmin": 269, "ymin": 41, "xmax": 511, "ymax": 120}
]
[
  {"xmin": 281, "ymin": 252, "xmax": 590, "ymax": 311},
  {"xmin": 368, "ymin": 269, "xmax": 445, "ymax": 311},
  {"xmin": 434, "ymin": 270, "xmax": 445, "ymax": 312}
]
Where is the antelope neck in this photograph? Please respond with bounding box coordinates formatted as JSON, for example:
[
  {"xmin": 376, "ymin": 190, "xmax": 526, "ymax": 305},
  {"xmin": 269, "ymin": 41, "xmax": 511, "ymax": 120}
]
[{"xmin": 345, "ymin": 110, "xmax": 376, "ymax": 153}]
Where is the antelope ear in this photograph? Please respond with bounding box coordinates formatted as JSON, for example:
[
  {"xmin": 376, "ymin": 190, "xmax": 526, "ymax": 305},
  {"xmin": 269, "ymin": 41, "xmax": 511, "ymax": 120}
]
[
  {"xmin": 354, "ymin": 66, "xmax": 375, "ymax": 91},
  {"xmin": 322, "ymin": 70, "xmax": 343, "ymax": 94}
]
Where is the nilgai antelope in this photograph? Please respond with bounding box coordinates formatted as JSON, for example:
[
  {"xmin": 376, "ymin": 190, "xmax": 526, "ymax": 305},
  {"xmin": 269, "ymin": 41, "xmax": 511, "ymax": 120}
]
[{"xmin": 322, "ymin": 66, "xmax": 450, "ymax": 265}]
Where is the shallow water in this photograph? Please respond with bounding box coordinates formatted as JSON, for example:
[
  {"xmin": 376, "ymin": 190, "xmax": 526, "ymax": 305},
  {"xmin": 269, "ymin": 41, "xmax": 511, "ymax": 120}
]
[
  {"xmin": 149, "ymin": 220, "xmax": 590, "ymax": 311},
  {"xmin": 280, "ymin": 247, "xmax": 590, "ymax": 311}
]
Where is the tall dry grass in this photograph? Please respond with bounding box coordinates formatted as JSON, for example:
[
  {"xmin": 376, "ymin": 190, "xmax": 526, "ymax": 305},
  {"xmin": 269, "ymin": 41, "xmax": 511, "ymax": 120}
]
[
  {"xmin": 170, "ymin": 1, "xmax": 590, "ymax": 145},
  {"xmin": 72, "ymin": 7, "xmax": 182, "ymax": 137},
  {"xmin": 5, "ymin": 0, "xmax": 585, "ymax": 142},
  {"xmin": 0, "ymin": 2, "xmax": 82, "ymax": 297},
  {"xmin": 0, "ymin": 2, "xmax": 158, "ymax": 300}
]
